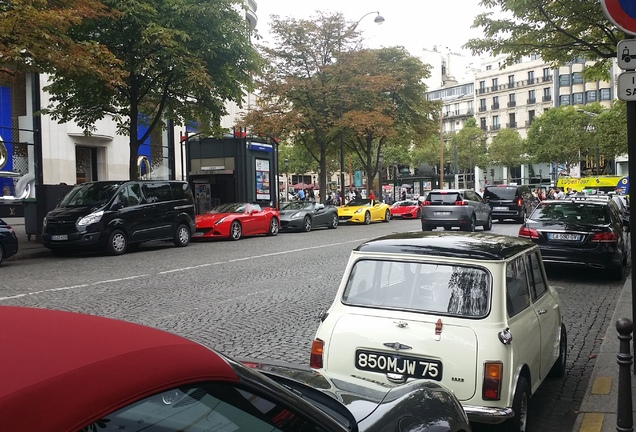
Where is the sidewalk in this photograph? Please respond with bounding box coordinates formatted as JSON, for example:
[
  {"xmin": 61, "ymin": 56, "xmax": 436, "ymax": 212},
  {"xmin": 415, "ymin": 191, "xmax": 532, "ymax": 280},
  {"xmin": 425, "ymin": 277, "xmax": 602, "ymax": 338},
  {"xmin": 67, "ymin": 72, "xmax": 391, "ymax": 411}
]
[
  {"xmin": 572, "ymin": 274, "xmax": 636, "ymax": 432},
  {"xmin": 3, "ymin": 217, "xmax": 50, "ymax": 261}
]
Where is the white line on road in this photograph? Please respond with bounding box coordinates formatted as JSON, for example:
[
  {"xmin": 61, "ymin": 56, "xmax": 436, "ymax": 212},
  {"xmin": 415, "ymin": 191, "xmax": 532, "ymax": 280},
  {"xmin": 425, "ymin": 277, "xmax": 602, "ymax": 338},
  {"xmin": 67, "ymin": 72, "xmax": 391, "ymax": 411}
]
[{"xmin": 0, "ymin": 237, "xmax": 372, "ymax": 301}]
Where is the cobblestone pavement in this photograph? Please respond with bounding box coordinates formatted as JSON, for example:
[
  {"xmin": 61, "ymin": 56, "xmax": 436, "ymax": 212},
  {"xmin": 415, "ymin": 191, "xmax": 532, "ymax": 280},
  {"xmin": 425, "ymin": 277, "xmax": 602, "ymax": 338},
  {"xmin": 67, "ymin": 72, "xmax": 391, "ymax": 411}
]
[{"xmin": 0, "ymin": 219, "xmax": 625, "ymax": 432}]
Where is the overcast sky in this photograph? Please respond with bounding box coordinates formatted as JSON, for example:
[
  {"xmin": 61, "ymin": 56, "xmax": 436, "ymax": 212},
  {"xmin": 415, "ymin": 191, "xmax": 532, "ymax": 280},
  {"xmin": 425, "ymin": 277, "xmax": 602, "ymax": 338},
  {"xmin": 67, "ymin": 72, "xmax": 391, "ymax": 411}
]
[{"xmin": 255, "ymin": 0, "xmax": 489, "ymax": 56}]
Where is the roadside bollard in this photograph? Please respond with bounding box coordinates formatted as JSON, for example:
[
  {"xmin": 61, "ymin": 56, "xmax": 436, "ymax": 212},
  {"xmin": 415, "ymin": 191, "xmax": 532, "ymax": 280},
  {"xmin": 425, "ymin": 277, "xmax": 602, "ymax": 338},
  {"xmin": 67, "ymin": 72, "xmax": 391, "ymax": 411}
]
[{"xmin": 616, "ymin": 317, "xmax": 634, "ymax": 432}]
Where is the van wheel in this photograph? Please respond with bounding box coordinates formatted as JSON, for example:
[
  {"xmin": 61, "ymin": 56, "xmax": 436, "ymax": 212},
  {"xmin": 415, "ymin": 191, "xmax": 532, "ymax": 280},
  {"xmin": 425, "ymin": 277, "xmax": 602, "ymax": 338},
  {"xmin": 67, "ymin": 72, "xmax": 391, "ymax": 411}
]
[
  {"xmin": 267, "ymin": 218, "xmax": 279, "ymax": 236},
  {"xmin": 230, "ymin": 221, "xmax": 242, "ymax": 240},
  {"xmin": 550, "ymin": 324, "xmax": 567, "ymax": 377},
  {"xmin": 174, "ymin": 224, "xmax": 191, "ymax": 247},
  {"xmin": 107, "ymin": 229, "xmax": 127, "ymax": 255},
  {"xmin": 501, "ymin": 377, "xmax": 530, "ymax": 432}
]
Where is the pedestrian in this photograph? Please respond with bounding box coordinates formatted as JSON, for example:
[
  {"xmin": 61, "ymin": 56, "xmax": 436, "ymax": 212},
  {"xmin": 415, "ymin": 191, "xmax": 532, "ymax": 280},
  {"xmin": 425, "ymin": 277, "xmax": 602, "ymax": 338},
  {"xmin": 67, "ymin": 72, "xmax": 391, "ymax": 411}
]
[
  {"xmin": 354, "ymin": 189, "xmax": 361, "ymax": 200},
  {"xmin": 401, "ymin": 190, "xmax": 406, "ymax": 201},
  {"xmin": 308, "ymin": 188, "xmax": 315, "ymax": 202},
  {"xmin": 297, "ymin": 188, "xmax": 305, "ymax": 201},
  {"xmin": 369, "ymin": 190, "xmax": 376, "ymax": 200},
  {"xmin": 555, "ymin": 188, "xmax": 565, "ymax": 199},
  {"xmin": 565, "ymin": 187, "xmax": 575, "ymax": 197}
]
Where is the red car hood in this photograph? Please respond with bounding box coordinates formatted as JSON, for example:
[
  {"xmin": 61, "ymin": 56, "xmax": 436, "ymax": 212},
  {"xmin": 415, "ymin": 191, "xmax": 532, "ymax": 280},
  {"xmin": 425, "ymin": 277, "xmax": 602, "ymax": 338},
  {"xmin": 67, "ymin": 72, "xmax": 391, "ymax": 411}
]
[{"xmin": 196, "ymin": 212, "xmax": 236, "ymax": 226}]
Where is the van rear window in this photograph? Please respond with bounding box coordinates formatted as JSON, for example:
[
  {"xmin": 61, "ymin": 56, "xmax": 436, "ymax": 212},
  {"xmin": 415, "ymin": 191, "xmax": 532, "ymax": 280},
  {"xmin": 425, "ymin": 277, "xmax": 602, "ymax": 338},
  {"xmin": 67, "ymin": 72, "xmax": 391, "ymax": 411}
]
[
  {"xmin": 484, "ymin": 187, "xmax": 517, "ymax": 200},
  {"xmin": 142, "ymin": 183, "xmax": 172, "ymax": 203},
  {"xmin": 170, "ymin": 182, "xmax": 193, "ymax": 201}
]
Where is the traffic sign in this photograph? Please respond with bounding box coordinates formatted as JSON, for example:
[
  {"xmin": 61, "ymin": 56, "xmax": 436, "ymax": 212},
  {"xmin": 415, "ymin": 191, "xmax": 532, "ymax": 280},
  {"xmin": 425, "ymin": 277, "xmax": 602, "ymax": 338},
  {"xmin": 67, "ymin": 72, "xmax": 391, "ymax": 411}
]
[
  {"xmin": 618, "ymin": 40, "xmax": 636, "ymax": 69},
  {"xmin": 601, "ymin": 0, "xmax": 636, "ymax": 35},
  {"xmin": 617, "ymin": 71, "xmax": 636, "ymax": 101}
]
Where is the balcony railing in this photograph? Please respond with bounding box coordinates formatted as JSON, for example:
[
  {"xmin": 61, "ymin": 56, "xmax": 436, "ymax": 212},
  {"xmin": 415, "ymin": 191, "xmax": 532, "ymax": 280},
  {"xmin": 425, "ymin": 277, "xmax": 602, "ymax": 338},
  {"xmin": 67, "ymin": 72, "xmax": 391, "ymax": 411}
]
[
  {"xmin": 491, "ymin": 103, "xmax": 500, "ymax": 109},
  {"xmin": 542, "ymin": 95, "xmax": 552, "ymax": 102},
  {"xmin": 507, "ymin": 122, "xmax": 518, "ymax": 128},
  {"xmin": 479, "ymin": 106, "xmax": 487, "ymax": 112},
  {"xmin": 527, "ymin": 78, "xmax": 536, "ymax": 84},
  {"xmin": 507, "ymin": 101, "xmax": 516, "ymax": 107},
  {"xmin": 542, "ymin": 75, "xmax": 553, "ymax": 82},
  {"xmin": 525, "ymin": 119, "xmax": 535, "ymax": 126},
  {"xmin": 527, "ymin": 98, "xmax": 536, "ymax": 104},
  {"xmin": 490, "ymin": 124, "xmax": 501, "ymax": 131}
]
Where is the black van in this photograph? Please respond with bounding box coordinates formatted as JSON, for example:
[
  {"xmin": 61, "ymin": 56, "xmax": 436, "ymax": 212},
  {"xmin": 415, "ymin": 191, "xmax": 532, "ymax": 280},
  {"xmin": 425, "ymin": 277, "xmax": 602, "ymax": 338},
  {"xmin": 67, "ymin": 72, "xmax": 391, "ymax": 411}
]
[
  {"xmin": 483, "ymin": 184, "xmax": 538, "ymax": 222},
  {"xmin": 42, "ymin": 180, "xmax": 195, "ymax": 255}
]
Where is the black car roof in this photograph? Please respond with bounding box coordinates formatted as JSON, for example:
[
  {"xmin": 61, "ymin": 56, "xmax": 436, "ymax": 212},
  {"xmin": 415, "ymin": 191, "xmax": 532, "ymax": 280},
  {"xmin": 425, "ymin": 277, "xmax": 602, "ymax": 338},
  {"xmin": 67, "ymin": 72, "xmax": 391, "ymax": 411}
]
[{"xmin": 354, "ymin": 232, "xmax": 534, "ymax": 261}]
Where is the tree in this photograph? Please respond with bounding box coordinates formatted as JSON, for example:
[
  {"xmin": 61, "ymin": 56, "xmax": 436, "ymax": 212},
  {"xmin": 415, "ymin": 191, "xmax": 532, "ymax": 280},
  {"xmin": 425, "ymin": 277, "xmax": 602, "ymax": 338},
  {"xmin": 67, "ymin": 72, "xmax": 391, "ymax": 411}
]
[
  {"xmin": 594, "ymin": 101, "xmax": 627, "ymax": 159},
  {"xmin": 464, "ymin": 0, "xmax": 622, "ymax": 79},
  {"xmin": 488, "ymin": 128, "xmax": 526, "ymax": 183},
  {"xmin": 42, "ymin": 0, "xmax": 260, "ymax": 180},
  {"xmin": 0, "ymin": 0, "xmax": 121, "ymax": 83}
]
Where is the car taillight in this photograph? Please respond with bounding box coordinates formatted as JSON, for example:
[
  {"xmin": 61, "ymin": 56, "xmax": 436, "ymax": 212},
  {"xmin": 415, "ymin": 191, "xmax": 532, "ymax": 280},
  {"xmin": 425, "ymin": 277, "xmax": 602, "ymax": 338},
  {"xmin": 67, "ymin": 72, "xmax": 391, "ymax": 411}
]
[
  {"xmin": 591, "ymin": 232, "xmax": 617, "ymax": 242},
  {"xmin": 6, "ymin": 225, "xmax": 14, "ymax": 235},
  {"xmin": 422, "ymin": 201, "xmax": 431, "ymax": 206},
  {"xmin": 454, "ymin": 200, "xmax": 466, "ymax": 206},
  {"xmin": 518, "ymin": 227, "xmax": 539, "ymax": 239},
  {"xmin": 310, "ymin": 339, "xmax": 324, "ymax": 368},
  {"xmin": 482, "ymin": 362, "xmax": 503, "ymax": 400},
  {"xmin": 515, "ymin": 198, "xmax": 523, "ymax": 207}
]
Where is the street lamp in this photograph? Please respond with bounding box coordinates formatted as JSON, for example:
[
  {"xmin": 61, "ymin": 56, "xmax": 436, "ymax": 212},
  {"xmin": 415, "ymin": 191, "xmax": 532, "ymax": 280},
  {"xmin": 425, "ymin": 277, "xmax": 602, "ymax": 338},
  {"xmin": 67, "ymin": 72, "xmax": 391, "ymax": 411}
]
[
  {"xmin": 339, "ymin": 11, "xmax": 385, "ymax": 205},
  {"xmin": 284, "ymin": 158, "xmax": 289, "ymax": 201},
  {"xmin": 377, "ymin": 154, "xmax": 384, "ymax": 198}
]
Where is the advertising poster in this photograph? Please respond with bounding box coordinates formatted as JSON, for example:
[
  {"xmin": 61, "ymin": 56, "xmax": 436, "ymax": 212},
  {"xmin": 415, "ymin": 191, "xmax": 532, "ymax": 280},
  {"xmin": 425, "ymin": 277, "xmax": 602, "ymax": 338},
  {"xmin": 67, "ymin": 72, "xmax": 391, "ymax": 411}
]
[{"xmin": 255, "ymin": 159, "xmax": 271, "ymax": 200}]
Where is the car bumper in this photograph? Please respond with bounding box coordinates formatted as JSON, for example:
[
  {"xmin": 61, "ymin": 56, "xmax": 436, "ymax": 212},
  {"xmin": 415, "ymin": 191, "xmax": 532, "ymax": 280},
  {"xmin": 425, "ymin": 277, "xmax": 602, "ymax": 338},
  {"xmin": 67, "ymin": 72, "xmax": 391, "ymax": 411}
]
[
  {"xmin": 1, "ymin": 238, "xmax": 18, "ymax": 259},
  {"xmin": 421, "ymin": 210, "xmax": 472, "ymax": 228},
  {"xmin": 463, "ymin": 404, "xmax": 513, "ymax": 424},
  {"xmin": 279, "ymin": 219, "xmax": 303, "ymax": 231},
  {"xmin": 491, "ymin": 208, "xmax": 523, "ymax": 219},
  {"xmin": 538, "ymin": 244, "xmax": 622, "ymax": 269},
  {"xmin": 192, "ymin": 227, "xmax": 229, "ymax": 239},
  {"xmin": 338, "ymin": 214, "xmax": 365, "ymax": 223},
  {"xmin": 42, "ymin": 231, "xmax": 105, "ymax": 249}
]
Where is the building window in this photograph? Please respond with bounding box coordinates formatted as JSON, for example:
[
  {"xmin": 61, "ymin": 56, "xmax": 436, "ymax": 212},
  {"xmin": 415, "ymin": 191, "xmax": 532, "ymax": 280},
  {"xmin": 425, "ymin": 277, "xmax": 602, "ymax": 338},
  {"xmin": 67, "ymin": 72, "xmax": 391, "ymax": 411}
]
[
  {"xmin": 528, "ymin": 110, "xmax": 535, "ymax": 125},
  {"xmin": 573, "ymin": 92, "xmax": 584, "ymax": 105},
  {"xmin": 600, "ymin": 88, "xmax": 611, "ymax": 100},
  {"xmin": 508, "ymin": 93, "xmax": 516, "ymax": 107},
  {"xmin": 542, "ymin": 68, "xmax": 551, "ymax": 81},
  {"xmin": 508, "ymin": 113, "xmax": 516, "ymax": 128},
  {"xmin": 572, "ymin": 72, "xmax": 584, "ymax": 84},
  {"xmin": 586, "ymin": 91, "xmax": 597, "ymax": 102},
  {"xmin": 528, "ymin": 89, "xmax": 536, "ymax": 103},
  {"xmin": 559, "ymin": 74, "xmax": 571, "ymax": 86},
  {"xmin": 543, "ymin": 87, "xmax": 551, "ymax": 101},
  {"xmin": 492, "ymin": 78, "xmax": 499, "ymax": 89},
  {"xmin": 508, "ymin": 75, "xmax": 515, "ymax": 86},
  {"xmin": 486, "ymin": 65, "xmax": 492, "ymax": 70},
  {"xmin": 479, "ymin": 98, "xmax": 487, "ymax": 112},
  {"xmin": 480, "ymin": 117, "xmax": 487, "ymax": 131},
  {"xmin": 492, "ymin": 96, "xmax": 500, "ymax": 109},
  {"xmin": 530, "ymin": 54, "xmax": 541, "ymax": 61},
  {"xmin": 560, "ymin": 94, "xmax": 571, "ymax": 105},
  {"xmin": 492, "ymin": 115, "xmax": 499, "ymax": 130},
  {"xmin": 528, "ymin": 70, "xmax": 535, "ymax": 84},
  {"xmin": 479, "ymin": 80, "xmax": 486, "ymax": 94}
]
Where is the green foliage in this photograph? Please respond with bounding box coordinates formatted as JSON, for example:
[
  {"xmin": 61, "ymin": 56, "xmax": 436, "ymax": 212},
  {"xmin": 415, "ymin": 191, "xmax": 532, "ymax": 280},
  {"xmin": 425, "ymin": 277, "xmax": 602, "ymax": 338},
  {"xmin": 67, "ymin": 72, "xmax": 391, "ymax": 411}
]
[
  {"xmin": 594, "ymin": 101, "xmax": 627, "ymax": 158},
  {"xmin": 41, "ymin": 0, "xmax": 260, "ymax": 179},
  {"xmin": 464, "ymin": 0, "xmax": 621, "ymax": 79},
  {"xmin": 488, "ymin": 128, "xmax": 526, "ymax": 177}
]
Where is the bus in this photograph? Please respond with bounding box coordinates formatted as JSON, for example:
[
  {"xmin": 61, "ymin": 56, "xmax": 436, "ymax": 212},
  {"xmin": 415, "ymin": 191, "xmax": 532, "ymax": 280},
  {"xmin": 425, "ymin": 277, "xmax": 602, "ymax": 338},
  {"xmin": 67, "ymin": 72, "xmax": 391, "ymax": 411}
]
[{"xmin": 556, "ymin": 175, "xmax": 629, "ymax": 194}]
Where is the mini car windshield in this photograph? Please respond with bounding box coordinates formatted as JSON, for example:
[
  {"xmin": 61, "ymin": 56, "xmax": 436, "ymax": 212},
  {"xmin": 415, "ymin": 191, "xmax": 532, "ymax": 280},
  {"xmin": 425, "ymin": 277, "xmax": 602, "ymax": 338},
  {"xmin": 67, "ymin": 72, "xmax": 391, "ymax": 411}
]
[
  {"xmin": 531, "ymin": 202, "xmax": 609, "ymax": 224},
  {"xmin": 282, "ymin": 202, "xmax": 312, "ymax": 210},
  {"xmin": 58, "ymin": 182, "xmax": 121, "ymax": 208},
  {"xmin": 342, "ymin": 259, "xmax": 491, "ymax": 317},
  {"xmin": 347, "ymin": 199, "xmax": 371, "ymax": 207},
  {"xmin": 210, "ymin": 203, "xmax": 248, "ymax": 214}
]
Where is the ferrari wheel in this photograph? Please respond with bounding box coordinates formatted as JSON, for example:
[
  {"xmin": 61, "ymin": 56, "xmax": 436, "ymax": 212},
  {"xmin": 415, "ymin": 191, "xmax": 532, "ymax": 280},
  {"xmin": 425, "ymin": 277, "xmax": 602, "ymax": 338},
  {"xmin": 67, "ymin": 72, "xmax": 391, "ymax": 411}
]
[
  {"xmin": 383, "ymin": 209, "xmax": 390, "ymax": 222},
  {"xmin": 230, "ymin": 221, "xmax": 242, "ymax": 240},
  {"xmin": 302, "ymin": 216, "xmax": 312, "ymax": 232},
  {"xmin": 364, "ymin": 211, "xmax": 371, "ymax": 225},
  {"xmin": 328, "ymin": 213, "xmax": 338, "ymax": 229},
  {"xmin": 267, "ymin": 217, "xmax": 279, "ymax": 236}
]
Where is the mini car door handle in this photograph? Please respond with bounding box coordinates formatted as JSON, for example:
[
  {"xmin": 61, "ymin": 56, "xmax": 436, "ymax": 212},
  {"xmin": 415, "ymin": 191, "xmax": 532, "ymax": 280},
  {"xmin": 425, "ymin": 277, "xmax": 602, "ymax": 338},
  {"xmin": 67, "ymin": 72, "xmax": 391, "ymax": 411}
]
[
  {"xmin": 538, "ymin": 309, "xmax": 547, "ymax": 315},
  {"xmin": 394, "ymin": 320, "xmax": 408, "ymax": 328}
]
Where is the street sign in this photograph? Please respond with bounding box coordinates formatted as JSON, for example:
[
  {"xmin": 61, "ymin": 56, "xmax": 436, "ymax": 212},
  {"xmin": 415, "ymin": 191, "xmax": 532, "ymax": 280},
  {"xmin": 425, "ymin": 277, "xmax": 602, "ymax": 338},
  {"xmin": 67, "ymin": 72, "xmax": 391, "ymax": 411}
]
[
  {"xmin": 601, "ymin": 0, "xmax": 636, "ymax": 35},
  {"xmin": 617, "ymin": 71, "xmax": 636, "ymax": 101},
  {"xmin": 618, "ymin": 40, "xmax": 636, "ymax": 69}
]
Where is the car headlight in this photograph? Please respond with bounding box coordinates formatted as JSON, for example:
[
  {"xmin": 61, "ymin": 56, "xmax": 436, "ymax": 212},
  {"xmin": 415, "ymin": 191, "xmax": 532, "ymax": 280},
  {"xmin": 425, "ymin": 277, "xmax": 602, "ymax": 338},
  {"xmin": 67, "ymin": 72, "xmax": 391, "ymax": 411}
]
[
  {"xmin": 354, "ymin": 208, "xmax": 363, "ymax": 214},
  {"xmin": 214, "ymin": 217, "xmax": 227, "ymax": 225},
  {"xmin": 77, "ymin": 210, "xmax": 104, "ymax": 226},
  {"xmin": 290, "ymin": 212, "xmax": 302, "ymax": 219}
]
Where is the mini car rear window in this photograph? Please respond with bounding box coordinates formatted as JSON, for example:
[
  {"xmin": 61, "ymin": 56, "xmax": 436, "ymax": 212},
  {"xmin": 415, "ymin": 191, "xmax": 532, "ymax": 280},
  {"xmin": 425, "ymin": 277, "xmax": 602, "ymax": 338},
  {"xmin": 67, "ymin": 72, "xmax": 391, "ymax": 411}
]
[
  {"xmin": 342, "ymin": 259, "xmax": 491, "ymax": 317},
  {"xmin": 484, "ymin": 187, "xmax": 517, "ymax": 200},
  {"xmin": 531, "ymin": 202, "xmax": 609, "ymax": 224}
]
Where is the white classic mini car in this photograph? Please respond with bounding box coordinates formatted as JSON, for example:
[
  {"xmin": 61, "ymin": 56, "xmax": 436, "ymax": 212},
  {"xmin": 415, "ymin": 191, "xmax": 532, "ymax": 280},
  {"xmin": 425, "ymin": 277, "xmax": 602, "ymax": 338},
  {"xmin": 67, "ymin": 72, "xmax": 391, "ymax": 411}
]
[{"xmin": 310, "ymin": 231, "xmax": 567, "ymax": 432}]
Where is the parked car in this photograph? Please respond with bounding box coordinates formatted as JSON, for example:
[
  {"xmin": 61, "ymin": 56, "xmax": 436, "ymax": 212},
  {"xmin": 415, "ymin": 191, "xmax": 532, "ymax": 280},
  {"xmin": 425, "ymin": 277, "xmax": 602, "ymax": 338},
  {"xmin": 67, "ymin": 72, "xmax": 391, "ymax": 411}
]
[
  {"xmin": 310, "ymin": 231, "xmax": 566, "ymax": 431},
  {"xmin": 279, "ymin": 201, "xmax": 338, "ymax": 232},
  {"xmin": 194, "ymin": 202, "xmax": 279, "ymax": 240},
  {"xmin": 483, "ymin": 184, "xmax": 538, "ymax": 222},
  {"xmin": 421, "ymin": 189, "xmax": 492, "ymax": 232},
  {"xmin": 42, "ymin": 180, "xmax": 195, "ymax": 255},
  {"xmin": 518, "ymin": 198, "xmax": 628, "ymax": 280},
  {"xmin": 389, "ymin": 199, "xmax": 422, "ymax": 219},
  {"xmin": 610, "ymin": 193, "xmax": 630, "ymax": 232},
  {"xmin": 337, "ymin": 199, "xmax": 391, "ymax": 225},
  {"xmin": 0, "ymin": 218, "xmax": 18, "ymax": 265},
  {"xmin": 0, "ymin": 306, "xmax": 472, "ymax": 432}
]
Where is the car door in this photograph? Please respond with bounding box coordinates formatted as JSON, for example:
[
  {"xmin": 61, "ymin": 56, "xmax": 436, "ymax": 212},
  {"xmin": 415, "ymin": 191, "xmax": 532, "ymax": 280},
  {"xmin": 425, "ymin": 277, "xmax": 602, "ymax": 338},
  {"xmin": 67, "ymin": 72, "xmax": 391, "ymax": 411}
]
[
  {"xmin": 526, "ymin": 251, "xmax": 560, "ymax": 380},
  {"xmin": 313, "ymin": 203, "xmax": 328, "ymax": 226},
  {"xmin": 112, "ymin": 183, "xmax": 148, "ymax": 242},
  {"xmin": 464, "ymin": 190, "xmax": 486, "ymax": 223},
  {"xmin": 505, "ymin": 256, "xmax": 541, "ymax": 390}
]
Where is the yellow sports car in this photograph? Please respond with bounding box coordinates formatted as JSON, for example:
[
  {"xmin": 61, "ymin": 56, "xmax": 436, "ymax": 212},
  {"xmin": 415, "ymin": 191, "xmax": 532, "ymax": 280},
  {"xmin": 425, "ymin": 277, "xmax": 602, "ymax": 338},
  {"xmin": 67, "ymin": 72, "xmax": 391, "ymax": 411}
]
[{"xmin": 337, "ymin": 199, "xmax": 391, "ymax": 224}]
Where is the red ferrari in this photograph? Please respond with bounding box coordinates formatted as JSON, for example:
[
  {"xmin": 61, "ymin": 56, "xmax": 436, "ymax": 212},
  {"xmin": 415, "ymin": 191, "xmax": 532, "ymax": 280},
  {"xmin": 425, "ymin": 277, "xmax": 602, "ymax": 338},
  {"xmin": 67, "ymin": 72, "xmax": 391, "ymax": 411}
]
[
  {"xmin": 194, "ymin": 202, "xmax": 279, "ymax": 240},
  {"xmin": 389, "ymin": 199, "xmax": 422, "ymax": 219}
]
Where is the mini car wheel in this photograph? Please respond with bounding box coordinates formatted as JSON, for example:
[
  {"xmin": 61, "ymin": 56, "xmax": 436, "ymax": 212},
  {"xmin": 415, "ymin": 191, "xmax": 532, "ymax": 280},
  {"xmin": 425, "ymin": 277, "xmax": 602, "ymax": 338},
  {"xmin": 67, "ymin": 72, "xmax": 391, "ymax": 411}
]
[
  {"xmin": 364, "ymin": 211, "xmax": 371, "ymax": 225},
  {"xmin": 383, "ymin": 209, "xmax": 390, "ymax": 222},
  {"xmin": 503, "ymin": 377, "xmax": 530, "ymax": 432},
  {"xmin": 302, "ymin": 216, "xmax": 312, "ymax": 232},
  {"xmin": 173, "ymin": 224, "xmax": 191, "ymax": 247},
  {"xmin": 549, "ymin": 324, "xmax": 567, "ymax": 377},
  {"xmin": 107, "ymin": 229, "xmax": 128, "ymax": 255},
  {"xmin": 230, "ymin": 221, "xmax": 242, "ymax": 240},
  {"xmin": 267, "ymin": 217, "xmax": 279, "ymax": 236},
  {"xmin": 483, "ymin": 214, "xmax": 493, "ymax": 231},
  {"xmin": 463, "ymin": 215, "xmax": 476, "ymax": 232},
  {"xmin": 328, "ymin": 213, "xmax": 338, "ymax": 229}
]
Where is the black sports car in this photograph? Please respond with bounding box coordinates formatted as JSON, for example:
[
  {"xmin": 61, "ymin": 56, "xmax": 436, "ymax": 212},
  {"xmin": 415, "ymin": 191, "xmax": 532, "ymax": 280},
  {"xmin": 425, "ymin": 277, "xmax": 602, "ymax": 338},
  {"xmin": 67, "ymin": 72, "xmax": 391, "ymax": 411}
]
[
  {"xmin": 243, "ymin": 359, "xmax": 472, "ymax": 432},
  {"xmin": 0, "ymin": 218, "xmax": 18, "ymax": 265},
  {"xmin": 518, "ymin": 198, "xmax": 627, "ymax": 280},
  {"xmin": 279, "ymin": 201, "xmax": 339, "ymax": 232}
]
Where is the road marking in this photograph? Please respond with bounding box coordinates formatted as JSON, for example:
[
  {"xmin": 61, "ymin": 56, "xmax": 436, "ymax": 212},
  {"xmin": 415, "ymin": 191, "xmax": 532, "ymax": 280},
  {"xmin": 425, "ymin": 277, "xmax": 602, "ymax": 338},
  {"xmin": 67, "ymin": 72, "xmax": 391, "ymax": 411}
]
[
  {"xmin": 0, "ymin": 237, "xmax": 372, "ymax": 301},
  {"xmin": 591, "ymin": 376, "xmax": 612, "ymax": 395},
  {"xmin": 579, "ymin": 412, "xmax": 603, "ymax": 432}
]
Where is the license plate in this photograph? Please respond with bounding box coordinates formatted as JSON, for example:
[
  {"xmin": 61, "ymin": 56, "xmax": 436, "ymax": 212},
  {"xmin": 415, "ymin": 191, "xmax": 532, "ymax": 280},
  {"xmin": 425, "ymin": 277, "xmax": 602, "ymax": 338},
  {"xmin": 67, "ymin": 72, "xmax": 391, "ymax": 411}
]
[
  {"xmin": 548, "ymin": 233, "xmax": 581, "ymax": 241},
  {"xmin": 433, "ymin": 212, "xmax": 451, "ymax": 216},
  {"xmin": 193, "ymin": 232, "xmax": 204, "ymax": 237},
  {"xmin": 51, "ymin": 235, "xmax": 68, "ymax": 241},
  {"xmin": 493, "ymin": 206, "xmax": 508, "ymax": 211},
  {"xmin": 355, "ymin": 349, "xmax": 443, "ymax": 381}
]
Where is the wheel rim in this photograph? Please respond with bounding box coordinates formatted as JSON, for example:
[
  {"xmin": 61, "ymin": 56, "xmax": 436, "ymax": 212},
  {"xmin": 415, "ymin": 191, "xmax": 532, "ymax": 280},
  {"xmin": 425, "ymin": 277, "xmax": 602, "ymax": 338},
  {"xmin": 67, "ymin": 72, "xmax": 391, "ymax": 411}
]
[
  {"xmin": 178, "ymin": 227, "xmax": 189, "ymax": 244},
  {"xmin": 231, "ymin": 222, "xmax": 241, "ymax": 239},
  {"xmin": 331, "ymin": 214, "xmax": 338, "ymax": 228},
  {"xmin": 470, "ymin": 218, "xmax": 476, "ymax": 232},
  {"xmin": 487, "ymin": 216, "xmax": 492, "ymax": 229},
  {"xmin": 271, "ymin": 218, "xmax": 279, "ymax": 234},
  {"xmin": 365, "ymin": 212, "xmax": 370, "ymax": 224},
  {"xmin": 112, "ymin": 233, "xmax": 126, "ymax": 252},
  {"xmin": 385, "ymin": 210, "xmax": 390, "ymax": 221},
  {"xmin": 304, "ymin": 217, "xmax": 311, "ymax": 232}
]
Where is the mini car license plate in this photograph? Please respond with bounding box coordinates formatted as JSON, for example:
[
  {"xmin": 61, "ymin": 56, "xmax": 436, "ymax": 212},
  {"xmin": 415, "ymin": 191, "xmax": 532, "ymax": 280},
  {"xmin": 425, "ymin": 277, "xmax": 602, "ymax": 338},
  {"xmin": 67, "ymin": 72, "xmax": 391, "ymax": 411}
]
[
  {"xmin": 547, "ymin": 233, "xmax": 581, "ymax": 241},
  {"xmin": 433, "ymin": 211, "xmax": 451, "ymax": 216},
  {"xmin": 493, "ymin": 206, "xmax": 508, "ymax": 211},
  {"xmin": 355, "ymin": 349, "xmax": 443, "ymax": 381},
  {"xmin": 51, "ymin": 235, "xmax": 68, "ymax": 241}
]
